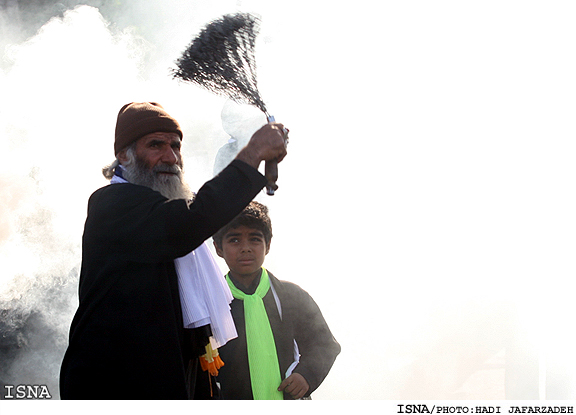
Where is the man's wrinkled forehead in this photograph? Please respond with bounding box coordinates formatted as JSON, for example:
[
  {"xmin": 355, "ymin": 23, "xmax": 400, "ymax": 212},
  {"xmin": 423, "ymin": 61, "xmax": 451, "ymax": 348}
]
[
  {"xmin": 141, "ymin": 131, "xmax": 181, "ymax": 141},
  {"xmin": 138, "ymin": 132, "xmax": 182, "ymax": 147}
]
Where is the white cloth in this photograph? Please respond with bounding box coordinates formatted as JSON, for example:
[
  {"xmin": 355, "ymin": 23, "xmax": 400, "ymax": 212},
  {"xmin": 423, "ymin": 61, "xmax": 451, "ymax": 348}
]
[
  {"xmin": 174, "ymin": 244, "xmax": 237, "ymax": 348},
  {"xmin": 110, "ymin": 172, "xmax": 237, "ymax": 348}
]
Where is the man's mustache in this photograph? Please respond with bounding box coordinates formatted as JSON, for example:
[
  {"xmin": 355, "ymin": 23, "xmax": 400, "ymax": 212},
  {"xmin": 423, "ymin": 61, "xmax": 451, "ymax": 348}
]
[{"xmin": 153, "ymin": 164, "xmax": 182, "ymax": 176}]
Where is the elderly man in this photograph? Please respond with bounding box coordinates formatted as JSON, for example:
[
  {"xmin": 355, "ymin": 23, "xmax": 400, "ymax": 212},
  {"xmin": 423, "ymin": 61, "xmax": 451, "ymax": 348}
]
[{"xmin": 59, "ymin": 102, "xmax": 287, "ymax": 399}]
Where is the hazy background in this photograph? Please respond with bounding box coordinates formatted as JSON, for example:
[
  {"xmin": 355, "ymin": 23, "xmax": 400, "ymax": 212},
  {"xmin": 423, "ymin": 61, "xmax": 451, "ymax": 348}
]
[{"xmin": 1, "ymin": 0, "xmax": 575, "ymax": 400}]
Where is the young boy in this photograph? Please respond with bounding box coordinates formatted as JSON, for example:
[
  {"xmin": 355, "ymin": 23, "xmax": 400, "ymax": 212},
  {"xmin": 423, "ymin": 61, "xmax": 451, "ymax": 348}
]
[{"xmin": 213, "ymin": 201, "xmax": 341, "ymax": 400}]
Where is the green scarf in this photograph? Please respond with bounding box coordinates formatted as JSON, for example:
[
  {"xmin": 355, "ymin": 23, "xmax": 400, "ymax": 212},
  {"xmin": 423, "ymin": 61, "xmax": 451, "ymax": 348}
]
[{"xmin": 226, "ymin": 268, "xmax": 283, "ymax": 400}]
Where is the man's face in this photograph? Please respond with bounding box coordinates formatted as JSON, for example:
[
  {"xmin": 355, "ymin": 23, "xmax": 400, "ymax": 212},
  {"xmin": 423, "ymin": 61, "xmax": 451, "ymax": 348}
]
[
  {"xmin": 133, "ymin": 132, "xmax": 182, "ymax": 170},
  {"xmin": 119, "ymin": 132, "xmax": 191, "ymax": 200},
  {"xmin": 215, "ymin": 225, "xmax": 270, "ymax": 281}
]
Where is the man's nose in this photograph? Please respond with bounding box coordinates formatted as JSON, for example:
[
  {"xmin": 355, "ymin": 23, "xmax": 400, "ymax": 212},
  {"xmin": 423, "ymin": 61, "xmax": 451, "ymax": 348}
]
[
  {"xmin": 240, "ymin": 242, "xmax": 252, "ymax": 252},
  {"xmin": 161, "ymin": 147, "xmax": 179, "ymax": 165}
]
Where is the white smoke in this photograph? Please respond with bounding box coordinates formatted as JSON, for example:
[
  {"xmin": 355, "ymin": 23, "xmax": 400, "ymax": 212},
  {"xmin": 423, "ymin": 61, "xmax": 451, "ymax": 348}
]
[
  {"xmin": 0, "ymin": 1, "xmax": 266, "ymax": 400},
  {"xmin": 0, "ymin": 5, "xmax": 148, "ymax": 398},
  {"xmin": 1, "ymin": 0, "xmax": 576, "ymax": 402}
]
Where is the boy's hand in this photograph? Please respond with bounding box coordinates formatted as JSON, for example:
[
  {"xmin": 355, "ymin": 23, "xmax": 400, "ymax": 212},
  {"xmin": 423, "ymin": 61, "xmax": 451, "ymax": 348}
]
[{"xmin": 278, "ymin": 373, "xmax": 309, "ymax": 400}]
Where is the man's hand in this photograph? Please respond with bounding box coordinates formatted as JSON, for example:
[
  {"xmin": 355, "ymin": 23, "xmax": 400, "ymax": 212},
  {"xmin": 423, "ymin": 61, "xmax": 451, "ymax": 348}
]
[
  {"xmin": 235, "ymin": 122, "xmax": 288, "ymax": 169},
  {"xmin": 277, "ymin": 373, "xmax": 309, "ymax": 400}
]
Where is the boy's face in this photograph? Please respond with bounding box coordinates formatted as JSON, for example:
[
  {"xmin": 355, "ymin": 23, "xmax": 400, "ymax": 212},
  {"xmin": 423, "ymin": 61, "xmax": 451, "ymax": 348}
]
[{"xmin": 215, "ymin": 225, "xmax": 270, "ymax": 282}]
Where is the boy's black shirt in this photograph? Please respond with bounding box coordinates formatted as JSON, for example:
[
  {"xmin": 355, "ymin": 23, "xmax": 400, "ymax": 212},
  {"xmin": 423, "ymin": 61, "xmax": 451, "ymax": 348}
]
[
  {"xmin": 218, "ymin": 271, "xmax": 340, "ymax": 400},
  {"xmin": 228, "ymin": 273, "xmax": 261, "ymax": 294}
]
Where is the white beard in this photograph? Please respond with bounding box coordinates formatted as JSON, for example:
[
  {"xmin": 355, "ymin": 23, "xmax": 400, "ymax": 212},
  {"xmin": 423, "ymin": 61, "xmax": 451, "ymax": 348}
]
[{"xmin": 122, "ymin": 155, "xmax": 192, "ymax": 200}]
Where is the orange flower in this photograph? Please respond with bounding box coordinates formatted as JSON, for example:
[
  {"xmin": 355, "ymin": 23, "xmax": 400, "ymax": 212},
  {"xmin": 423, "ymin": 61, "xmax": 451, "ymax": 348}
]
[{"xmin": 200, "ymin": 343, "xmax": 225, "ymax": 376}]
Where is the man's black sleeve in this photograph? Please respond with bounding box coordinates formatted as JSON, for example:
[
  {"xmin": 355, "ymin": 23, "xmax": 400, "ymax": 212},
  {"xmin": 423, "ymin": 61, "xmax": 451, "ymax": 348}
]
[{"xmin": 86, "ymin": 159, "xmax": 267, "ymax": 263}]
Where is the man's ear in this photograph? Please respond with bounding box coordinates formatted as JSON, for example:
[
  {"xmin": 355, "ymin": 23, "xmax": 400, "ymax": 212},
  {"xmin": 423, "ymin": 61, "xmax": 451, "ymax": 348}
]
[
  {"xmin": 213, "ymin": 240, "xmax": 224, "ymax": 258},
  {"xmin": 265, "ymin": 240, "xmax": 271, "ymax": 255},
  {"xmin": 117, "ymin": 149, "xmax": 128, "ymax": 165}
]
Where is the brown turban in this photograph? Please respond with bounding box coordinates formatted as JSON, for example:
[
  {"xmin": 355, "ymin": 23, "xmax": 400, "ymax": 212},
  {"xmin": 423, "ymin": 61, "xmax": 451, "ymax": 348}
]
[{"xmin": 114, "ymin": 102, "xmax": 183, "ymax": 155}]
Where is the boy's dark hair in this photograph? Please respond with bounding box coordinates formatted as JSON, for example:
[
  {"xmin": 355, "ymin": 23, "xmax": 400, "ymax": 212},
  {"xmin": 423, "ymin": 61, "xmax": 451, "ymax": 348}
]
[{"xmin": 213, "ymin": 201, "xmax": 273, "ymax": 249}]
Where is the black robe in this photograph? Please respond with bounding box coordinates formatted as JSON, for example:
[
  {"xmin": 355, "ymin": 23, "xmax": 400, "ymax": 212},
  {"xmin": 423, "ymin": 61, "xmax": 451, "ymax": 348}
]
[
  {"xmin": 217, "ymin": 272, "xmax": 341, "ymax": 399},
  {"xmin": 59, "ymin": 160, "xmax": 267, "ymax": 399}
]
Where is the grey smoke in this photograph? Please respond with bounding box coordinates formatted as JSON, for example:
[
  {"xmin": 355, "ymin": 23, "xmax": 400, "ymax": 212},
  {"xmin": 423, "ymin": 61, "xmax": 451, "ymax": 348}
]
[
  {"xmin": 0, "ymin": 2, "xmax": 173, "ymax": 399},
  {"xmin": 0, "ymin": 1, "xmax": 261, "ymax": 399},
  {"xmin": 0, "ymin": 190, "xmax": 81, "ymax": 398},
  {"xmin": 2, "ymin": 0, "xmax": 576, "ymax": 401}
]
